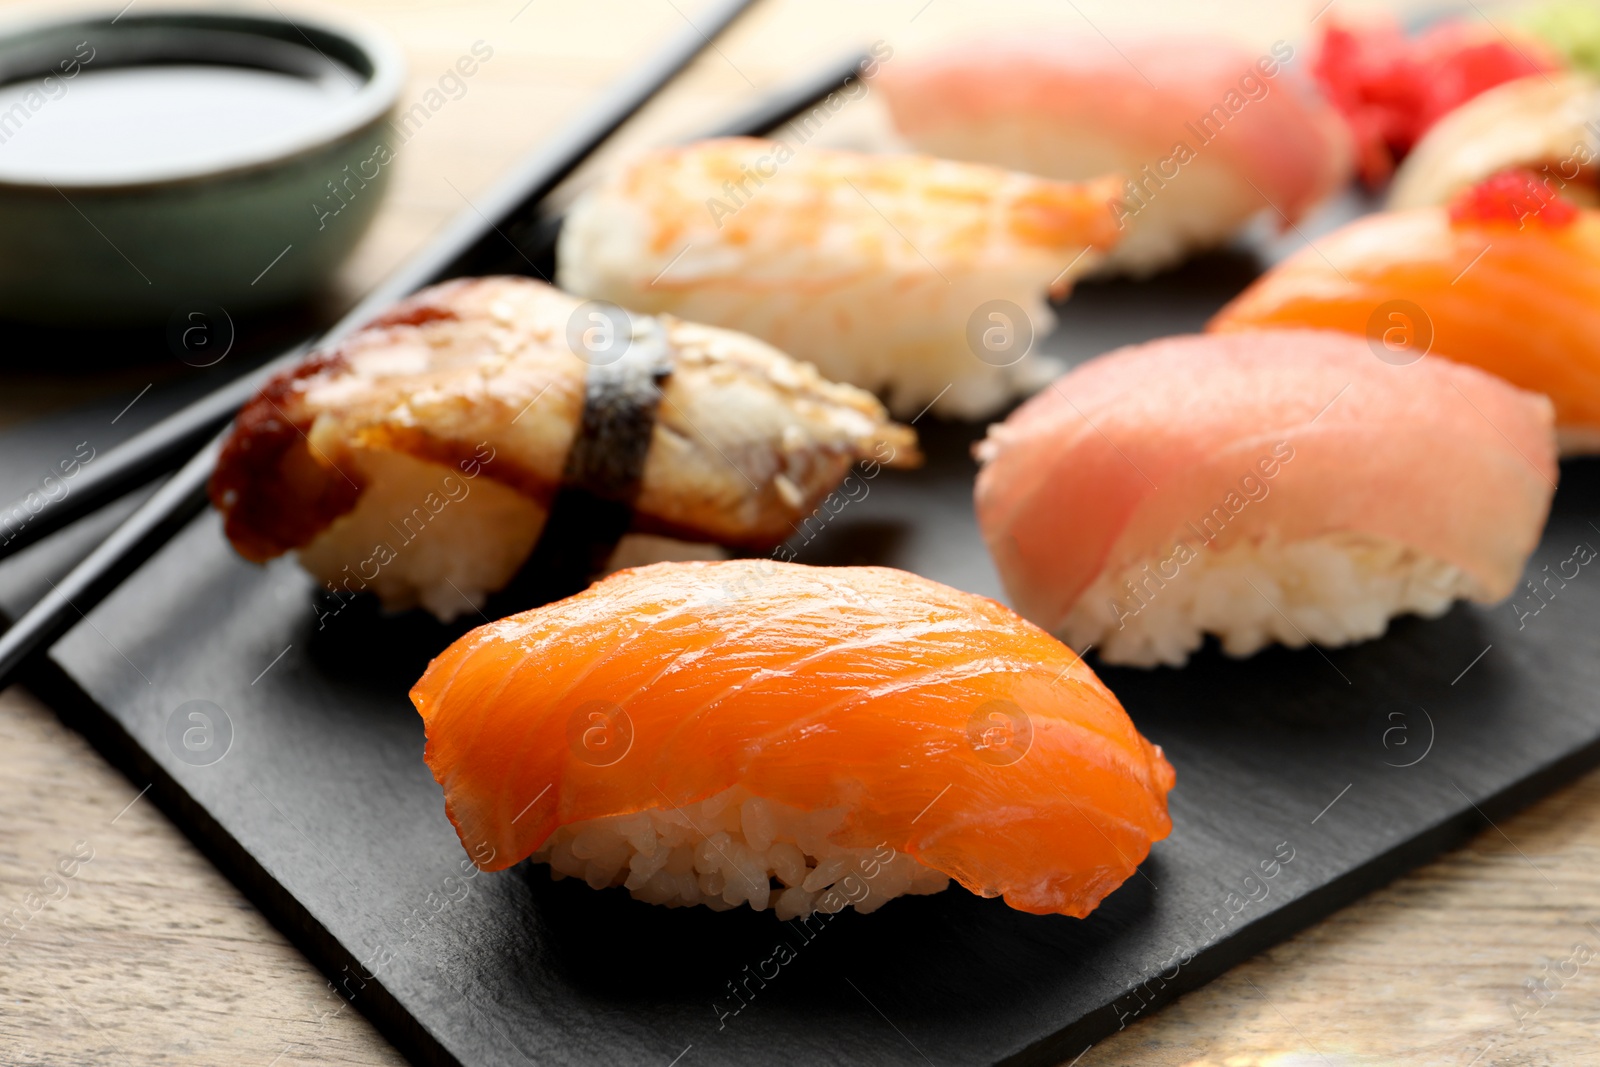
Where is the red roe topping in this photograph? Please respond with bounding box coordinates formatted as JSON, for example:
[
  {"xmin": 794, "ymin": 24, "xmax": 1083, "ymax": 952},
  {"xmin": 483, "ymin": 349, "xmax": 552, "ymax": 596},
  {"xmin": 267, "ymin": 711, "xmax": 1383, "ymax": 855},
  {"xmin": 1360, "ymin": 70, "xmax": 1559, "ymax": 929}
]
[
  {"xmin": 1314, "ymin": 18, "xmax": 1562, "ymax": 185},
  {"xmin": 1448, "ymin": 169, "xmax": 1579, "ymax": 229}
]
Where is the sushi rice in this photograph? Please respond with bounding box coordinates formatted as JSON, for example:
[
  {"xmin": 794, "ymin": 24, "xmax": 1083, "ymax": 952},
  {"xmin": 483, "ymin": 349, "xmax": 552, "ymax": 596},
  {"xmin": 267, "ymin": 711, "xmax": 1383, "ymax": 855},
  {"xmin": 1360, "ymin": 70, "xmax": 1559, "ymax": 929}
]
[
  {"xmin": 537, "ymin": 785, "xmax": 950, "ymax": 918},
  {"xmin": 1060, "ymin": 530, "xmax": 1477, "ymax": 667}
]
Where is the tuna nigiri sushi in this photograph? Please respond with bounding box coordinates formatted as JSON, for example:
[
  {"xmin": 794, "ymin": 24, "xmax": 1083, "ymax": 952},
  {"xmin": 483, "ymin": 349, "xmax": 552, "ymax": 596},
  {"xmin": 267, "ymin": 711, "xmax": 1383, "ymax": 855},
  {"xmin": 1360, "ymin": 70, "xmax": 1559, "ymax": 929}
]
[
  {"xmin": 1210, "ymin": 175, "xmax": 1600, "ymax": 453},
  {"xmin": 412, "ymin": 561, "xmax": 1175, "ymax": 918},
  {"xmin": 209, "ymin": 277, "xmax": 917, "ymax": 620},
  {"xmin": 974, "ymin": 331, "xmax": 1556, "ymax": 667},
  {"xmin": 556, "ymin": 137, "xmax": 1124, "ymax": 420},
  {"xmin": 876, "ymin": 36, "xmax": 1352, "ymax": 277}
]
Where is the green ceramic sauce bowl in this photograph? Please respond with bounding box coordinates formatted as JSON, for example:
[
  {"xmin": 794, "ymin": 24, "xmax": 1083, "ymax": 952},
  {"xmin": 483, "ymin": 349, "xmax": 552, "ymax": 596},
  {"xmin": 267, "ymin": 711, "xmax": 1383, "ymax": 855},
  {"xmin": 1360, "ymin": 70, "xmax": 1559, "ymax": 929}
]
[{"xmin": 0, "ymin": 9, "xmax": 405, "ymax": 325}]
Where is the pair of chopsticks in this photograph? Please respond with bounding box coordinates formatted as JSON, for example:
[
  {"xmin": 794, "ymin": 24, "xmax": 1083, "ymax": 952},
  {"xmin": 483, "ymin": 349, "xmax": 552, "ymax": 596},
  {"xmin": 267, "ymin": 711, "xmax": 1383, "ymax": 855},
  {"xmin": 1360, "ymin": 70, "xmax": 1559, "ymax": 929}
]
[{"xmin": 0, "ymin": 0, "xmax": 865, "ymax": 688}]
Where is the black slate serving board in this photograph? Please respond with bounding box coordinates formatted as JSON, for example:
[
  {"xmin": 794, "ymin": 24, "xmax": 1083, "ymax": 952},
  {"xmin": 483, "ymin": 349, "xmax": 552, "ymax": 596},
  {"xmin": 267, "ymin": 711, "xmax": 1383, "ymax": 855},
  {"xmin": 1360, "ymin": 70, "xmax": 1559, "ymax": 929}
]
[{"xmin": 6, "ymin": 121, "xmax": 1600, "ymax": 1067}]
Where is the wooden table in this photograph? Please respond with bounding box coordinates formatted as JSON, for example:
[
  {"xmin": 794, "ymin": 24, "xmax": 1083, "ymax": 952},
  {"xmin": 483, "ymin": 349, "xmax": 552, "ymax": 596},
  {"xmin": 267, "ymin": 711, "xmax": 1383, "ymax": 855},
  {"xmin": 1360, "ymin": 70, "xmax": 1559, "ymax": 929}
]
[{"xmin": 3, "ymin": 1, "xmax": 1591, "ymax": 1064}]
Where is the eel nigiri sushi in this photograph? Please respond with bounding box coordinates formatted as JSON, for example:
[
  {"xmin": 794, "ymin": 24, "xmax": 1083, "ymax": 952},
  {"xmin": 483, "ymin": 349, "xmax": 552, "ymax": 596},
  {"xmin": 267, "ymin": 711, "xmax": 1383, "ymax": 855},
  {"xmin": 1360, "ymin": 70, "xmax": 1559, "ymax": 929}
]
[
  {"xmin": 209, "ymin": 277, "xmax": 917, "ymax": 620},
  {"xmin": 412, "ymin": 561, "xmax": 1175, "ymax": 918},
  {"xmin": 1209, "ymin": 174, "xmax": 1600, "ymax": 454},
  {"xmin": 1389, "ymin": 72, "xmax": 1600, "ymax": 210},
  {"xmin": 556, "ymin": 137, "xmax": 1124, "ymax": 420},
  {"xmin": 876, "ymin": 35, "xmax": 1352, "ymax": 278},
  {"xmin": 974, "ymin": 331, "xmax": 1557, "ymax": 667}
]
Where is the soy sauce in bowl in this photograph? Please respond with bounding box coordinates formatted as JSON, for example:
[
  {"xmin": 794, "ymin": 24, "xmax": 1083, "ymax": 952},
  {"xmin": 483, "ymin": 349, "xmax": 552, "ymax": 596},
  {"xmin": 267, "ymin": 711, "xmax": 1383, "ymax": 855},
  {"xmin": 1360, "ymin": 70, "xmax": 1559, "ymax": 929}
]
[{"xmin": 0, "ymin": 63, "xmax": 360, "ymax": 184}]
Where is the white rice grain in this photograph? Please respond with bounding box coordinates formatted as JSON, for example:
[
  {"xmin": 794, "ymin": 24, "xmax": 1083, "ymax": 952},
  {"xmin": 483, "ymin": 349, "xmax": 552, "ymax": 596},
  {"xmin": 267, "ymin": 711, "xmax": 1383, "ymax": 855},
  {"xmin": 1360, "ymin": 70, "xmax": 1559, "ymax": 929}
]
[
  {"xmin": 1059, "ymin": 531, "xmax": 1479, "ymax": 667},
  {"xmin": 534, "ymin": 786, "xmax": 950, "ymax": 916}
]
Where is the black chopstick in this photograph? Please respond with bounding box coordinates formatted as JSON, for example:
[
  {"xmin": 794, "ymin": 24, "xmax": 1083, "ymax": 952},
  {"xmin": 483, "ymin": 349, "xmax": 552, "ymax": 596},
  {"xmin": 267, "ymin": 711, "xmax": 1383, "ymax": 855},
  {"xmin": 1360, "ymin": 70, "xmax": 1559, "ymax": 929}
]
[
  {"xmin": 0, "ymin": 0, "xmax": 765, "ymax": 567},
  {"xmin": 0, "ymin": 355, "xmax": 304, "ymax": 563},
  {"xmin": 0, "ymin": 0, "xmax": 783, "ymax": 686}
]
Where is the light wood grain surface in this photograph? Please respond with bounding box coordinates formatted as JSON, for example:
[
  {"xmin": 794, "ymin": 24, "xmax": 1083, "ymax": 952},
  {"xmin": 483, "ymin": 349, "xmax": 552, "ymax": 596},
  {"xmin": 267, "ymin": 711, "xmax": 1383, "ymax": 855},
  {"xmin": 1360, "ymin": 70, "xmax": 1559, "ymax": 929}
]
[{"xmin": 3, "ymin": 1, "xmax": 1591, "ymax": 1065}]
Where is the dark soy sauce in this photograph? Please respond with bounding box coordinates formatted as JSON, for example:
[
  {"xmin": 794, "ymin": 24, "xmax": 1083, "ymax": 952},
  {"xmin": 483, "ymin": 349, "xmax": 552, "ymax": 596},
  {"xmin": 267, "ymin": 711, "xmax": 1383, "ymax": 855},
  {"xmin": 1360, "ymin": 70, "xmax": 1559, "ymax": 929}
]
[{"xmin": 0, "ymin": 65, "xmax": 357, "ymax": 183}]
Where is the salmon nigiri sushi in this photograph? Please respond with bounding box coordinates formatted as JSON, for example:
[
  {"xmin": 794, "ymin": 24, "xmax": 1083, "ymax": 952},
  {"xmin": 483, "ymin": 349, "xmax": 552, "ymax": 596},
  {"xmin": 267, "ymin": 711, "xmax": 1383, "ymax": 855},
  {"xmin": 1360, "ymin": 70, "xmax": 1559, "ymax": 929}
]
[
  {"xmin": 412, "ymin": 561, "xmax": 1175, "ymax": 918},
  {"xmin": 974, "ymin": 331, "xmax": 1557, "ymax": 667},
  {"xmin": 1210, "ymin": 174, "xmax": 1600, "ymax": 454},
  {"xmin": 556, "ymin": 137, "xmax": 1124, "ymax": 420},
  {"xmin": 876, "ymin": 36, "xmax": 1352, "ymax": 278},
  {"xmin": 209, "ymin": 277, "xmax": 917, "ymax": 620}
]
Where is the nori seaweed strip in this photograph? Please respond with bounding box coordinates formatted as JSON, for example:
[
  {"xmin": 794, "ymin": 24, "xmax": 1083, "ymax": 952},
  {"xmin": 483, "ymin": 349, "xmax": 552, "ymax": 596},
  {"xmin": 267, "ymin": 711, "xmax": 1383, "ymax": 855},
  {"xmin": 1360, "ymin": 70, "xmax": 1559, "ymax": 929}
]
[
  {"xmin": 561, "ymin": 320, "xmax": 674, "ymax": 501},
  {"xmin": 505, "ymin": 320, "xmax": 674, "ymax": 607}
]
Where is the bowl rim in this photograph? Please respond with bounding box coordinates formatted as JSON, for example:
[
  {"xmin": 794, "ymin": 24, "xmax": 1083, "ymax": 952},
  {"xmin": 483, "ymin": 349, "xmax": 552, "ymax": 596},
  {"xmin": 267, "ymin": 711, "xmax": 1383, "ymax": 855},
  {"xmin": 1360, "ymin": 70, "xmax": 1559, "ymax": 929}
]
[{"xmin": 0, "ymin": 5, "xmax": 406, "ymax": 194}]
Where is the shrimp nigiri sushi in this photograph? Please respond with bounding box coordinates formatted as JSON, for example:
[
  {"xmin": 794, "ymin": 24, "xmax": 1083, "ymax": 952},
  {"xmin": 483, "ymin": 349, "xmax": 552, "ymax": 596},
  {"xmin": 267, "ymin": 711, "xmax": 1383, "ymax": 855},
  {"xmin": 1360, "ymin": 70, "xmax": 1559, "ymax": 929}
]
[
  {"xmin": 875, "ymin": 36, "xmax": 1352, "ymax": 278},
  {"xmin": 1210, "ymin": 174, "xmax": 1600, "ymax": 453},
  {"xmin": 1389, "ymin": 72, "xmax": 1600, "ymax": 210},
  {"xmin": 556, "ymin": 137, "xmax": 1124, "ymax": 420},
  {"xmin": 412, "ymin": 561, "xmax": 1175, "ymax": 918},
  {"xmin": 974, "ymin": 331, "xmax": 1557, "ymax": 667},
  {"xmin": 209, "ymin": 277, "xmax": 917, "ymax": 620}
]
